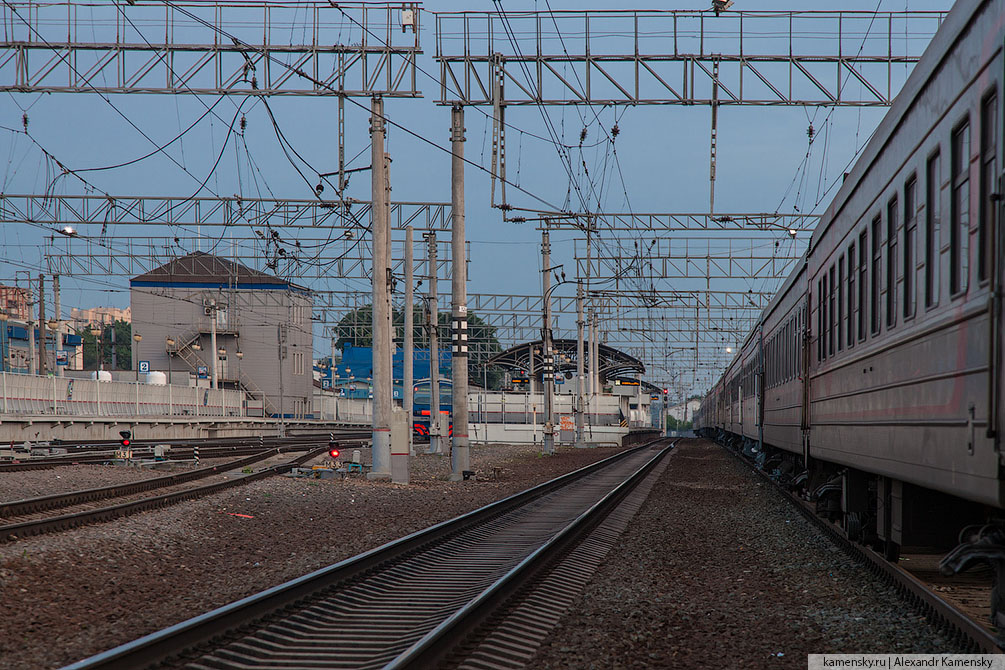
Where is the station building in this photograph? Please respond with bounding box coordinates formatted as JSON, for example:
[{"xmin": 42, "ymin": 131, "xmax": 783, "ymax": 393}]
[{"xmin": 130, "ymin": 252, "xmax": 314, "ymax": 419}]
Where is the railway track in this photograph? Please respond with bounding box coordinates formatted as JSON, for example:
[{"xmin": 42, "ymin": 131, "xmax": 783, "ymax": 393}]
[
  {"xmin": 0, "ymin": 446, "xmax": 294, "ymax": 472},
  {"xmin": 0, "ymin": 432, "xmax": 370, "ymax": 472},
  {"xmin": 0, "ymin": 446, "xmax": 331, "ymax": 543},
  {"xmin": 718, "ymin": 438, "xmax": 1003, "ymax": 653},
  {"xmin": 66, "ymin": 439, "xmax": 673, "ymax": 670}
]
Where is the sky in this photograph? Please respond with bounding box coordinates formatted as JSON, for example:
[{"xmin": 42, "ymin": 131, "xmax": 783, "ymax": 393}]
[{"xmin": 0, "ymin": 0, "xmax": 957, "ymax": 393}]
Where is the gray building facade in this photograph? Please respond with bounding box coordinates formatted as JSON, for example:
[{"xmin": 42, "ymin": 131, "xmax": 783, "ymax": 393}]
[{"xmin": 130, "ymin": 252, "xmax": 313, "ymax": 418}]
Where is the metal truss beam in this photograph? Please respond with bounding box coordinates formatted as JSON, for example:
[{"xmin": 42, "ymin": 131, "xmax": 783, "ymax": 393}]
[
  {"xmin": 1, "ymin": 194, "xmax": 450, "ymax": 231},
  {"xmin": 435, "ymin": 10, "xmax": 944, "ymax": 105},
  {"xmin": 576, "ymin": 237, "xmax": 805, "ymax": 284},
  {"xmin": 0, "ymin": 2, "xmax": 421, "ymax": 96},
  {"xmin": 42, "ymin": 234, "xmax": 456, "ymax": 281},
  {"xmin": 309, "ymin": 288, "xmax": 773, "ymax": 316},
  {"xmin": 533, "ymin": 212, "xmax": 820, "ymax": 232}
]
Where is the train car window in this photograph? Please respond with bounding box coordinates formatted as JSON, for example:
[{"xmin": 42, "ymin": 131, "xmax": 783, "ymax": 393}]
[
  {"xmin": 871, "ymin": 216, "xmax": 882, "ymax": 335},
  {"xmin": 829, "ymin": 265, "xmax": 837, "ymax": 356},
  {"xmin": 780, "ymin": 324, "xmax": 786, "ymax": 383},
  {"xmin": 950, "ymin": 119, "xmax": 970, "ymax": 296},
  {"xmin": 904, "ymin": 176, "xmax": 918, "ymax": 320},
  {"xmin": 847, "ymin": 242, "xmax": 856, "ymax": 347},
  {"xmin": 783, "ymin": 322, "xmax": 788, "ymax": 383},
  {"xmin": 887, "ymin": 195, "xmax": 898, "ymax": 328},
  {"xmin": 773, "ymin": 333, "xmax": 778, "ymax": 388},
  {"xmin": 980, "ymin": 90, "xmax": 997, "ymax": 283},
  {"xmin": 837, "ymin": 256, "xmax": 845, "ymax": 352},
  {"xmin": 858, "ymin": 231, "xmax": 868, "ymax": 341},
  {"xmin": 817, "ymin": 278, "xmax": 824, "ymax": 361},
  {"xmin": 926, "ymin": 150, "xmax": 941, "ymax": 308}
]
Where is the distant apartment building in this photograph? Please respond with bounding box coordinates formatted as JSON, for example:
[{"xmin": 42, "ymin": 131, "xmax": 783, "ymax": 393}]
[
  {"xmin": 0, "ymin": 285, "xmax": 31, "ymax": 320},
  {"xmin": 69, "ymin": 306, "xmax": 131, "ymax": 329}
]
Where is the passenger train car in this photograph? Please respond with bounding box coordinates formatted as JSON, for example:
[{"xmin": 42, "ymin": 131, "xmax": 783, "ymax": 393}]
[{"xmin": 695, "ymin": 0, "xmax": 1005, "ymax": 626}]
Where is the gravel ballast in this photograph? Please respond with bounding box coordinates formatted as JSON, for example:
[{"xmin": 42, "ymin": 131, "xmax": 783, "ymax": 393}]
[
  {"xmin": 529, "ymin": 438, "xmax": 968, "ymax": 669},
  {"xmin": 0, "ymin": 443, "xmax": 626, "ymax": 670}
]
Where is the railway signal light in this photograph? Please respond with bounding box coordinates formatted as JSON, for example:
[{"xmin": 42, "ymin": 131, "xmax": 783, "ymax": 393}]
[
  {"xmin": 119, "ymin": 430, "xmax": 131, "ymax": 448},
  {"xmin": 328, "ymin": 441, "xmax": 340, "ymax": 460}
]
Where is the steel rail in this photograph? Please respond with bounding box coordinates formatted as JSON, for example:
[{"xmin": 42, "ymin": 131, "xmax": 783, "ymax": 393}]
[
  {"xmin": 0, "ymin": 445, "xmax": 299, "ymax": 472},
  {"xmin": 0, "ymin": 434, "xmax": 369, "ymax": 472},
  {"xmin": 385, "ymin": 439, "xmax": 674, "ymax": 669},
  {"xmin": 0, "ymin": 447, "xmax": 327, "ymax": 543},
  {"xmin": 0, "ymin": 448, "xmax": 286, "ymax": 517},
  {"xmin": 64, "ymin": 439, "xmax": 667, "ymax": 670},
  {"xmin": 719, "ymin": 439, "xmax": 1003, "ymax": 654}
]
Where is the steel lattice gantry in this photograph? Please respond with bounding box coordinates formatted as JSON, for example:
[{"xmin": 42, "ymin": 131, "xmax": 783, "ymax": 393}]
[
  {"xmin": 434, "ymin": 9, "xmax": 944, "ymax": 106},
  {"xmin": 536, "ymin": 212, "xmax": 820, "ymax": 233},
  {"xmin": 2, "ymin": 194, "xmax": 453, "ymax": 279},
  {"xmin": 0, "ymin": 1, "xmax": 422, "ymax": 96}
]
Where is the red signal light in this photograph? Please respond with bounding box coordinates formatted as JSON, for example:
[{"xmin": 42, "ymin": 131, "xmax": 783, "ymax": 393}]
[
  {"xmin": 328, "ymin": 448, "xmax": 340, "ymax": 459},
  {"xmin": 121, "ymin": 439, "xmax": 130, "ymax": 447}
]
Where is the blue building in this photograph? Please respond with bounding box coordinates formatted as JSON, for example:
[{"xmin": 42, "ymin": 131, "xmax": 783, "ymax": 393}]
[{"xmin": 324, "ymin": 344, "xmax": 451, "ymax": 400}]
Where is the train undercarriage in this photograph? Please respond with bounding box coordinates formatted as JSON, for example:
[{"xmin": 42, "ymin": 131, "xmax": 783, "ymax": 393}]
[{"xmin": 697, "ymin": 427, "xmax": 1005, "ymax": 638}]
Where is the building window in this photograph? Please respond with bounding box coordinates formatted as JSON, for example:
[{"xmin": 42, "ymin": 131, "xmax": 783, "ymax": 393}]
[
  {"xmin": 837, "ymin": 258, "xmax": 844, "ymax": 352},
  {"xmin": 951, "ymin": 119, "xmax": 970, "ymax": 295},
  {"xmin": 886, "ymin": 196, "xmax": 898, "ymax": 328},
  {"xmin": 926, "ymin": 151, "xmax": 941, "ymax": 308},
  {"xmin": 904, "ymin": 176, "xmax": 917, "ymax": 320},
  {"xmin": 871, "ymin": 216, "xmax": 882, "ymax": 335},
  {"xmin": 980, "ymin": 91, "xmax": 997, "ymax": 283},
  {"xmin": 858, "ymin": 230, "xmax": 868, "ymax": 341}
]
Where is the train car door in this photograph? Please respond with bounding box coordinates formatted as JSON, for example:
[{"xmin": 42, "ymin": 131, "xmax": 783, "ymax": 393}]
[
  {"xmin": 990, "ymin": 170, "xmax": 1004, "ymax": 449},
  {"xmin": 801, "ymin": 297, "xmax": 812, "ymax": 465}
]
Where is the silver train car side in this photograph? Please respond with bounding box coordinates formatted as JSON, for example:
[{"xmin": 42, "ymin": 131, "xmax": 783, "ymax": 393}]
[{"xmin": 695, "ymin": 0, "xmax": 1005, "ymax": 622}]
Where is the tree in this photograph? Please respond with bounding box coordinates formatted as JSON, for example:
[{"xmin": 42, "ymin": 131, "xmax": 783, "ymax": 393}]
[
  {"xmin": 332, "ymin": 303, "xmax": 504, "ymax": 386},
  {"xmin": 77, "ymin": 319, "xmax": 132, "ymax": 371},
  {"xmin": 666, "ymin": 415, "xmax": 693, "ymax": 431}
]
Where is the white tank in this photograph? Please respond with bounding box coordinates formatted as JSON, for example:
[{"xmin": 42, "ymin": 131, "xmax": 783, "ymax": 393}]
[
  {"xmin": 91, "ymin": 370, "xmax": 112, "ymax": 382},
  {"xmin": 145, "ymin": 371, "xmax": 167, "ymax": 385}
]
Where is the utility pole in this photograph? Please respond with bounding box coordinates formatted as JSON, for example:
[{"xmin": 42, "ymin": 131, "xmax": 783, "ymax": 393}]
[
  {"xmin": 404, "ymin": 226, "xmax": 414, "ymax": 457},
  {"xmin": 449, "ymin": 105, "xmax": 470, "ymax": 481},
  {"xmin": 710, "ymin": 57, "xmax": 720, "ymax": 212},
  {"xmin": 529, "ymin": 346, "xmax": 536, "ymax": 394},
  {"xmin": 425, "ymin": 231, "xmax": 442, "ymax": 455},
  {"xmin": 370, "ymin": 95, "xmax": 392, "ymax": 479},
  {"xmin": 37, "ymin": 273, "xmax": 46, "ymax": 376},
  {"xmin": 53, "ymin": 274, "xmax": 62, "ymax": 377},
  {"xmin": 541, "ymin": 227, "xmax": 555, "ymax": 455},
  {"xmin": 391, "ymin": 224, "xmax": 412, "ymax": 484},
  {"xmin": 590, "ymin": 309, "xmax": 599, "ymax": 424},
  {"xmin": 209, "ymin": 298, "xmax": 218, "ymax": 390},
  {"xmin": 576, "ymin": 280, "xmax": 586, "ymax": 447},
  {"xmin": 330, "ymin": 335, "xmax": 336, "ymax": 388}
]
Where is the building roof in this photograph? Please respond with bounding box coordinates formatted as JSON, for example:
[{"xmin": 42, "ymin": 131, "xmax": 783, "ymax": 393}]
[{"xmin": 130, "ymin": 251, "xmax": 306, "ymax": 291}]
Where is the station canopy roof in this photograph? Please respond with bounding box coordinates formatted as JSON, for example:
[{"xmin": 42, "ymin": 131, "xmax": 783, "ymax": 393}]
[{"xmin": 486, "ymin": 338, "xmax": 644, "ymax": 384}]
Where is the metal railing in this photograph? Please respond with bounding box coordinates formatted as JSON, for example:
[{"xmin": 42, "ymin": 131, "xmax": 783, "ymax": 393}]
[{"xmin": 0, "ymin": 373, "xmax": 245, "ymax": 418}]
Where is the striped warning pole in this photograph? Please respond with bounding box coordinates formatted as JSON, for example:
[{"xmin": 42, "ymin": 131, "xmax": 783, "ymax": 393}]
[{"xmin": 194, "ymin": 443, "xmax": 200, "ymax": 466}]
